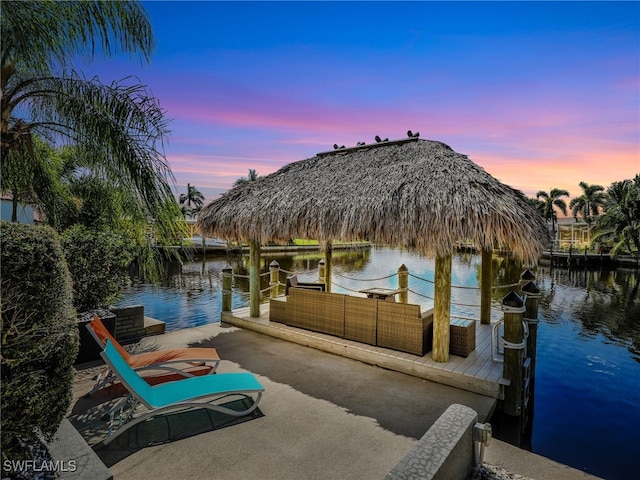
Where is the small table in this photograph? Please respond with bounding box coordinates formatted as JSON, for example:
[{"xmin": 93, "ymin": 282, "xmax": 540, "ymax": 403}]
[{"xmin": 359, "ymin": 287, "xmax": 402, "ymax": 302}]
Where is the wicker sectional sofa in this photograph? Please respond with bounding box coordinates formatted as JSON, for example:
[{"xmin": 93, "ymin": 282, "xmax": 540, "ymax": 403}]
[{"xmin": 270, "ymin": 288, "xmax": 434, "ymax": 356}]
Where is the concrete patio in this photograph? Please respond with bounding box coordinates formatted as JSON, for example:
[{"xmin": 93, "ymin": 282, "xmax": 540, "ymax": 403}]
[{"xmin": 68, "ymin": 322, "xmax": 599, "ymax": 480}]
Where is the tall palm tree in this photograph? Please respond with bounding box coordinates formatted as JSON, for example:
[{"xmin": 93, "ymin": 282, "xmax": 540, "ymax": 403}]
[
  {"xmin": 569, "ymin": 182, "xmax": 607, "ymax": 244},
  {"xmin": 570, "ymin": 182, "xmax": 606, "ymax": 225},
  {"xmin": 536, "ymin": 188, "xmax": 569, "ymax": 240},
  {"xmin": 1, "ymin": 0, "xmax": 182, "ymax": 242},
  {"xmin": 179, "ymin": 183, "xmax": 205, "ymax": 215}
]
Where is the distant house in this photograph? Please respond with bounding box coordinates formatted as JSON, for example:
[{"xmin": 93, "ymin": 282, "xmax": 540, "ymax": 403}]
[
  {"xmin": 0, "ymin": 196, "xmax": 40, "ymax": 224},
  {"xmin": 554, "ymin": 217, "xmax": 590, "ymax": 249},
  {"xmin": 183, "ymin": 209, "xmax": 200, "ymax": 237}
]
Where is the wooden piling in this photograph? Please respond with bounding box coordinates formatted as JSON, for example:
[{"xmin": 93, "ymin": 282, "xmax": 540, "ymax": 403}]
[
  {"xmin": 222, "ymin": 265, "xmax": 233, "ymax": 312},
  {"xmin": 249, "ymin": 240, "xmax": 261, "ymax": 317},
  {"xmin": 432, "ymin": 254, "xmax": 452, "ymax": 363},
  {"xmin": 398, "ymin": 264, "xmax": 408, "ymax": 304},
  {"xmin": 481, "ymin": 249, "xmax": 492, "ymax": 324},
  {"xmin": 324, "ymin": 241, "xmax": 333, "ymax": 293},
  {"xmin": 501, "ymin": 291, "xmax": 526, "ymax": 416},
  {"xmin": 270, "ymin": 260, "xmax": 280, "ymax": 299},
  {"xmin": 521, "ymin": 280, "xmax": 541, "ymax": 379}
]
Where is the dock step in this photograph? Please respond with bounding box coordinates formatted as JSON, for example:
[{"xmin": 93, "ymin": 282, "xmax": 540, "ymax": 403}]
[{"xmin": 144, "ymin": 316, "xmax": 166, "ymax": 336}]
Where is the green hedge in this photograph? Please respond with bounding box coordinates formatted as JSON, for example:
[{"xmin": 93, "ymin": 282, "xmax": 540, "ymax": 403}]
[
  {"xmin": 0, "ymin": 222, "xmax": 79, "ymax": 462},
  {"xmin": 61, "ymin": 224, "xmax": 133, "ymax": 312}
]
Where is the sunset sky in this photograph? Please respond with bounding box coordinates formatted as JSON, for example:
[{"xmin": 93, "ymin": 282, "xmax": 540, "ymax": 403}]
[{"xmin": 85, "ymin": 1, "xmax": 639, "ymax": 204}]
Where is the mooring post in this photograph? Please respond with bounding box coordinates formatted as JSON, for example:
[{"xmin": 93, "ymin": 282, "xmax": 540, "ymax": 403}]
[
  {"xmin": 519, "ymin": 268, "xmax": 535, "ymax": 287},
  {"xmin": 318, "ymin": 259, "xmax": 325, "ymax": 284},
  {"xmin": 501, "ymin": 291, "xmax": 526, "ymax": 416},
  {"xmin": 568, "ymin": 245, "xmax": 573, "ymax": 267},
  {"xmin": 222, "ymin": 265, "xmax": 233, "ymax": 312},
  {"xmin": 521, "ymin": 280, "xmax": 541, "ymax": 379},
  {"xmin": 269, "ymin": 260, "xmax": 280, "ymax": 299},
  {"xmin": 398, "ymin": 264, "xmax": 408, "ymax": 304}
]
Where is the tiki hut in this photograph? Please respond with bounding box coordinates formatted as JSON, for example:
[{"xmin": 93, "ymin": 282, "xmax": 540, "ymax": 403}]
[{"xmin": 197, "ymin": 136, "xmax": 548, "ymax": 362}]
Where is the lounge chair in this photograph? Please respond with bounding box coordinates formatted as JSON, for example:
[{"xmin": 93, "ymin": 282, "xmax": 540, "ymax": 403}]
[
  {"xmin": 285, "ymin": 275, "xmax": 326, "ymax": 295},
  {"xmin": 85, "ymin": 316, "xmax": 221, "ymax": 396},
  {"xmin": 99, "ymin": 339, "xmax": 264, "ymax": 445}
]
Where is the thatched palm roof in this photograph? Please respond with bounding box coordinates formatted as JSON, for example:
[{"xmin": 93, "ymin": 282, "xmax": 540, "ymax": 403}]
[{"xmin": 197, "ymin": 137, "xmax": 548, "ymax": 263}]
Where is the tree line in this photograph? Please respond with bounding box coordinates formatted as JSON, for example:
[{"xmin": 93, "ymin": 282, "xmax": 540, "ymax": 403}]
[{"xmin": 530, "ymin": 178, "xmax": 640, "ymax": 255}]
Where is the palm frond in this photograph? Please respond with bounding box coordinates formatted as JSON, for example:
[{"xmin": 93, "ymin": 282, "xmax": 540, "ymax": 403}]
[{"xmin": 1, "ymin": 0, "xmax": 153, "ymax": 77}]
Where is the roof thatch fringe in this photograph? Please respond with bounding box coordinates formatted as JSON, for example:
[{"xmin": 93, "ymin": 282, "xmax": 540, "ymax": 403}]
[{"xmin": 197, "ymin": 139, "xmax": 548, "ymax": 264}]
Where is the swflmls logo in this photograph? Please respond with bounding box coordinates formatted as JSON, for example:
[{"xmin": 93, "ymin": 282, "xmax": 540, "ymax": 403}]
[{"xmin": 3, "ymin": 459, "xmax": 77, "ymax": 472}]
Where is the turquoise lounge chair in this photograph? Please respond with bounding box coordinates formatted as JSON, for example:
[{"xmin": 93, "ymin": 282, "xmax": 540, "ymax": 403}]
[{"xmin": 99, "ymin": 339, "xmax": 265, "ymax": 445}]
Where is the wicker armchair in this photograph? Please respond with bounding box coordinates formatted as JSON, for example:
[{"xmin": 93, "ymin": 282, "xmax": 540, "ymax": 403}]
[{"xmin": 377, "ymin": 303, "xmax": 433, "ymax": 356}]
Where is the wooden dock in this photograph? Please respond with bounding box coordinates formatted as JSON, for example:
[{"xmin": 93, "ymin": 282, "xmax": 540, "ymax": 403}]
[
  {"xmin": 222, "ymin": 305, "xmax": 507, "ymax": 399},
  {"xmin": 542, "ymin": 251, "xmax": 640, "ymax": 269}
]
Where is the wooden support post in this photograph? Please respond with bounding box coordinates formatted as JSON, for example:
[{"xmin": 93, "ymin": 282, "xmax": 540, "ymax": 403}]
[
  {"xmin": 222, "ymin": 265, "xmax": 233, "ymax": 312},
  {"xmin": 269, "ymin": 260, "xmax": 280, "ymax": 299},
  {"xmin": 398, "ymin": 264, "xmax": 408, "ymax": 304},
  {"xmin": 432, "ymin": 254, "xmax": 452, "ymax": 363},
  {"xmin": 318, "ymin": 259, "xmax": 325, "ymax": 284},
  {"xmin": 249, "ymin": 240, "xmax": 261, "ymax": 317},
  {"xmin": 521, "ymin": 280, "xmax": 541, "ymax": 380},
  {"xmin": 324, "ymin": 241, "xmax": 333, "ymax": 293},
  {"xmin": 501, "ymin": 291, "xmax": 526, "ymax": 417},
  {"xmin": 480, "ymin": 249, "xmax": 492, "ymax": 325}
]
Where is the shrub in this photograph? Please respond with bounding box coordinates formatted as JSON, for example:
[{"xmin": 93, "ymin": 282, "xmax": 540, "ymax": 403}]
[
  {"xmin": 0, "ymin": 222, "xmax": 79, "ymax": 463},
  {"xmin": 60, "ymin": 225, "xmax": 134, "ymax": 312}
]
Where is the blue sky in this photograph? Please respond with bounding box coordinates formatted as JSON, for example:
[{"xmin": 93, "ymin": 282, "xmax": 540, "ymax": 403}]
[{"xmin": 86, "ymin": 1, "xmax": 640, "ymax": 203}]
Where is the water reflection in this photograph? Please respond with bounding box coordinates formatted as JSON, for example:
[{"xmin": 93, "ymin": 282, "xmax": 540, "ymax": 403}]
[
  {"xmin": 536, "ymin": 267, "xmax": 640, "ymax": 363},
  {"xmin": 122, "ymin": 247, "xmax": 639, "ymax": 364}
]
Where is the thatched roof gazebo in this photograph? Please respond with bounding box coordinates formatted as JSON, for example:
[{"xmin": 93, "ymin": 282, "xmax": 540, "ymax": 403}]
[{"xmin": 197, "ymin": 136, "xmax": 548, "ymax": 362}]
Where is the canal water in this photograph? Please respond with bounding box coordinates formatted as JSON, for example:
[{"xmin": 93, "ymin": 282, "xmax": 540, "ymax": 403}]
[{"xmin": 117, "ymin": 247, "xmax": 640, "ymax": 479}]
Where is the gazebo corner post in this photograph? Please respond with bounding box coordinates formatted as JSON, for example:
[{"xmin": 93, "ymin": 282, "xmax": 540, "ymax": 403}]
[
  {"xmin": 480, "ymin": 248, "xmax": 492, "ymax": 325},
  {"xmin": 501, "ymin": 291, "xmax": 526, "ymax": 417},
  {"xmin": 324, "ymin": 241, "xmax": 333, "ymax": 293},
  {"xmin": 432, "ymin": 254, "xmax": 452, "ymax": 363},
  {"xmin": 398, "ymin": 264, "xmax": 408, "ymax": 304},
  {"xmin": 249, "ymin": 240, "xmax": 261, "ymax": 317},
  {"xmin": 269, "ymin": 260, "xmax": 280, "ymax": 299},
  {"xmin": 221, "ymin": 264, "xmax": 233, "ymax": 313},
  {"xmin": 318, "ymin": 259, "xmax": 325, "ymax": 284}
]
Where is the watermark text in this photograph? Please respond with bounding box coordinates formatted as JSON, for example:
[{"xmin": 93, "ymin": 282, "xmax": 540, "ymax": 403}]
[{"xmin": 3, "ymin": 459, "xmax": 77, "ymax": 473}]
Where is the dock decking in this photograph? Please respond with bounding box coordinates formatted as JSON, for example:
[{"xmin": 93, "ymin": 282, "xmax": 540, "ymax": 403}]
[{"xmin": 222, "ymin": 304, "xmax": 507, "ymax": 399}]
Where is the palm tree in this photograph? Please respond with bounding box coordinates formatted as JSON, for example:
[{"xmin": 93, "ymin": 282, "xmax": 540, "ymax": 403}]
[
  {"xmin": 179, "ymin": 183, "xmax": 205, "ymax": 215},
  {"xmin": 0, "ymin": 135, "xmax": 71, "ymax": 224},
  {"xmin": 570, "ymin": 182, "xmax": 606, "ymax": 225},
  {"xmin": 1, "ymin": 1, "xmax": 182, "ymax": 243},
  {"xmin": 234, "ymin": 168, "xmax": 259, "ymax": 187},
  {"xmin": 569, "ymin": 182, "xmax": 607, "ymax": 245},
  {"xmin": 536, "ymin": 188, "xmax": 569, "ymax": 242},
  {"xmin": 594, "ymin": 175, "xmax": 640, "ymax": 255}
]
